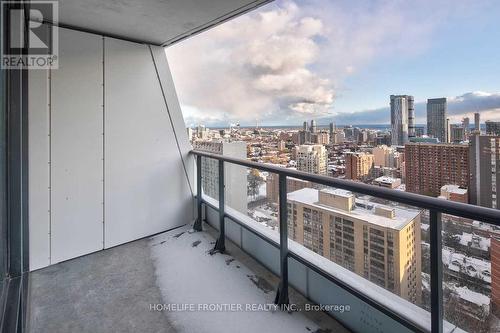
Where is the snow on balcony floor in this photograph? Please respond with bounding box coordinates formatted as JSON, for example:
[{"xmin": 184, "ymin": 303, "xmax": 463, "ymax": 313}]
[{"xmin": 150, "ymin": 224, "xmax": 348, "ymax": 333}]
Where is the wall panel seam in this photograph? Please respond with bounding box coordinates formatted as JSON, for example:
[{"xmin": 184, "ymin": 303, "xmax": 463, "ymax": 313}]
[{"xmin": 102, "ymin": 36, "xmax": 105, "ymax": 249}]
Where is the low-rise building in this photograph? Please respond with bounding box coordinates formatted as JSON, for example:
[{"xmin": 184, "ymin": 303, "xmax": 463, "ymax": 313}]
[
  {"xmin": 373, "ymin": 176, "xmax": 402, "ymax": 189},
  {"xmin": 439, "ymin": 185, "xmax": 468, "ymax": 204}
]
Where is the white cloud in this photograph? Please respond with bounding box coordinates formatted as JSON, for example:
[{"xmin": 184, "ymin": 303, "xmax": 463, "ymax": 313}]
[
  {"xmin": 166, "ymin": 0, "xmax": 496, "ymax": 126},
  {"xmin": 330, "ymin": 91, "xmax": 500, "ymax": 125},
  {"xmin": 166, "ymin": 1, "xmax": 334, "ymax": 126}
]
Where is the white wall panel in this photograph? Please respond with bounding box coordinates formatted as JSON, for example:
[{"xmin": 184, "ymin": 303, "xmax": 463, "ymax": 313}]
[
  {"xmin": 29, "ymin": 28, "xmax": 193, "ymax": 269},
  {"xmin": 151, "ymin": 46, "xmax": 194, "ymax": 190},
  {"xmin": 50, "ymin": 28, "xmax": 104, "ymax": 263},
  {"xmin": 104, "ymin": 38, "xmax": 192, "ymax": 247},
  {"xmin": 28, "ymin": 61, "xmax": 50, "ymax": 270}
]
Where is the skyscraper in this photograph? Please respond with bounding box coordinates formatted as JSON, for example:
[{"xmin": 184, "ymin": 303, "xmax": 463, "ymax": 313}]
[
  {"xmin": 486, "ymin": 121, "xmax": 500, "ymax": 136},
  {"xmin": 296, "ymin": 145, "xmax": 327, "ymax": 175},
  {"xmin": 405, "ymin": 143, "xmax": 469, "ymax": 197},
  {"xmin": 329, "ymin": 122, "xmax": 335, "ymax": 144},
  {"xmin": 491, "ymin": 235, "xmax": 500, "ymax": 312},
  {"xmin": 408, "ymin": 96, "xmax": 415, "ymax": 138},
  {"xmin": 310, "ymin": 119, "xmax": 317, "ymax": 133},
  {"xmin": 390, "ymin": 95, "xmax": 412, "ymax": 146},
  {"xmin": 470, "ymin": 135, "xmax": 500, "ymax": 209},
  {"xmin": 462, "ymin": 117, "xmax": 470, "ymax": 140},
  {"xmin": 474, "ymin": 112, "xmax": 481, "ymax": 133},
  {"xmin": 426, "ymin": 98, "xmax": 447, "ymax": 143},
  {"xmin": 450, "ymin": 124, "xmax": 465, "ymax": 143},
  {"xmin": 446, "ymin": 118, "xmax": 451, "ymax": 143}
]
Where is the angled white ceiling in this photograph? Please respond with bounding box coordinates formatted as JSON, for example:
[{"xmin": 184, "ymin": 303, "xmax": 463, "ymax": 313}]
[{"xmin": 44, "ymin": 0, "xmax": 272, "ymax": 46}]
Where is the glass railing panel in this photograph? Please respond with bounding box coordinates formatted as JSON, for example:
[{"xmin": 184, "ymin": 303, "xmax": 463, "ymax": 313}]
[
  {"xmin": 441, "ymin": 215, "xmax": 498, "ymax": 333},
  {"xmin": 199, "ymin": 156, "xmax": 221, "ymax": 204},
  {"xmin": 284, "ymin": 180, "xmax": 429, "ymax": 327}
]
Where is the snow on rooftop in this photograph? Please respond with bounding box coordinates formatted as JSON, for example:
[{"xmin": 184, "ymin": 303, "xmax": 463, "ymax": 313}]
[
  {"xmin": 458, "ymin": 232, "xmax": 490, "ymax": 252},
  {"xmin": 472, "ymin": 221, "xmax": 500, "ymax": 233},
  {"xmin": 441, "ymin": 184, "xmax": 468, "ymax": 195},
  {"xmin": 422, "ymin": 273, "xmax": 490, "ymax": 308},
  {"xmin": 442, "ymin": 247, "xmax": 491, "ymax": 284},
  {"xmin": 421, "ymin": 272, "xmax": 430, "ymax": 291},
  {"xmin": 287, "ymin": 188, "xmax": 420, "ymax": 230},
  {"xmin": 320, "ymin": 188, "xmax": 353, "ymax": 198},
  {"xmin": 454, "ymin": 286, "xmax": 490, "ymax": 307},
  {"xmin": 287, "ymin": 187, "xmax": 319, "ymax": 204},
  {"xmin": 374, "ymin": 176, "xmax": 400, "ymax": 184}
]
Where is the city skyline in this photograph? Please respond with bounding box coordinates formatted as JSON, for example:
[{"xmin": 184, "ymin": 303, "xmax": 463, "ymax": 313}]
[{"xmin": 167, "ymin": 0, "xmax": 500, "ymax": 127}]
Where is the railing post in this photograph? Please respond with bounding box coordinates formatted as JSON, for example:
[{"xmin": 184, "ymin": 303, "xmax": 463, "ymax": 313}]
[
  {"xmin": 193, "ymin": 154, "xmax": 203, "ymax": 231},
  {"xmin": 211, "ymin": 159, "xmax": 225, "ymax": 254},
  {"xmin": 274, "ymin": 173, "xmax": 289, "ymax": 306},
  {"xmin": 430, "ymin": 210, "xmax": 443, "ymax": 333}
]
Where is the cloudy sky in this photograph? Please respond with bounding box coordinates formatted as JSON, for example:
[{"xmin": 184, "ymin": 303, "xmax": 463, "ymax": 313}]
[{"xmin": 166, "ymin": 0, "xmax": 500, "ymax": 127}]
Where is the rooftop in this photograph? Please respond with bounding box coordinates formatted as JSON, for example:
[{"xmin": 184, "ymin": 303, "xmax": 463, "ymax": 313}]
[
  {"xmin": 453, "ymin": 286, "xmax": 490, "ymax": 308},
  {"xmin": 287, "ymin": 188, "xmax": 421, "ymax": 230},
  {"xmin": 441, "ymin": 184, "xmax": 468, "ymax": 195},
  {"xmin": 442, "ymin": 246, "xmax": 491, "ymax": 284},
  {"xmin": 320, "ymin": 188, "xmax": 354, "ymax": 198},
  {"xmin": 374, "ymin": 176, "xmax": 401, "ymax": 184}
]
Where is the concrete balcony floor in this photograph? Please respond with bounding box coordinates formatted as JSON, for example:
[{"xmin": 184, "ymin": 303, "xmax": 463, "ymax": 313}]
[{"xmin": 27, "ymin": 223, "xmax": 349, "ymax": 333}]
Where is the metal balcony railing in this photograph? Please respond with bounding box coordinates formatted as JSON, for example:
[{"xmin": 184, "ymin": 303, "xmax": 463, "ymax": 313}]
[{"xmin": 190, "ymin": 149, "xmax": 500, "ymax": 333}]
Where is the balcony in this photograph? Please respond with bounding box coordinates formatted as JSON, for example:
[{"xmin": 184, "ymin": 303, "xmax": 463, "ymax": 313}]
[
  {"xmin": 27, "ymin": 223, "xmax": 345, "ymax": 333},
  {"xmin": 1, "ymin": 1, "xmax": 500, "ymax": 333},
  {"xmin": 190, "ymin": 150, "xmax": 500, "ymax": 333}
]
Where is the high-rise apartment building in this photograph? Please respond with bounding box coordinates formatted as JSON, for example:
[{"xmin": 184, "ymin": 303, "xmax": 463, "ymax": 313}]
[
  {"xmin": 192, "ymin": 140, "xmax": 247, "ymax": 213},
  {"xmin": 390, "ymin": 95, "xmax": 413, "ymax": 146},
  {"xmin": 470, "ymin": 135, "xmax": 500, "ymax": 209},
  {"xmin": 474, "ymin": 112, "xmax": 481, "ymax": 133},
  {"xmin": 287, "ymin": 188, "xmax": 422, "ymax": 304},
  {"xmin": 277, "ymin": 140, "xmax": 286, "ymax": 151},
  {"xmin": 405, "ymin": 143, "xmax": 469, "ymax": 197},
  {"xmin": 329, "ymin": 122, "xmax": 335, "ymax": 142},
  {"xmin": 446, "ymin": 118, "xmax": 451, "ymax": 143},
  {"xmin": 311, "ymin": 132, "xmax": 330, "ymax": 145},
  {"xmin": 491, "ymin": 235, "xmax": 500, "ymax": 313},
  {"xmin": 373, "ymin": 145, "xmax": 394, "ymax": 167},
  {"xmin": 195, "ymin": 125, "xmax": 209, "ymax": 140},
  {"xmin": 450, "ymin": 124, "xmax": 465, "ymax": 143},
  {"xmin": 486, "ymin": 121, "xmax": 500, "ymax": 136},
  {"xmin": 332, "ymin": 130, "xmax": 346, "ymax": 144},
  {"xmin": 426, "ymin": 98, "xmax": 447, "ymax": 143},
  {"xmin": 296, "ymin": 145, "xmax": 327, "ymax": 175},
  {"xmin": 310, "ymin": 120, "xmax": 317, "ymax": 133},
  {"xmin": 463, "ymin": 117, "xmax": 470, "ymax": 139},
  {"xmin": 345, "ymin": 152, "xmax": 374, "ymax": 181},
  {"xmin": 186, "ymin": 127, "xmax": 194, "ymax": 141},
  {"xmin": 408, "ymin": 96, "xmax": 415, "ymax": 138}
]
